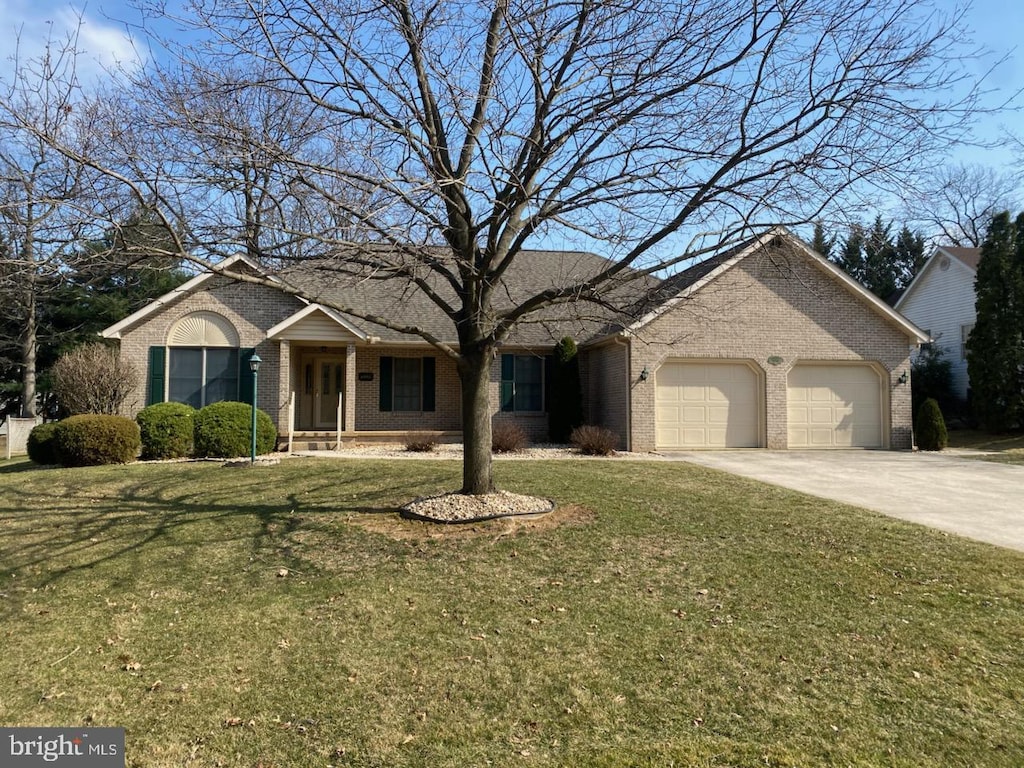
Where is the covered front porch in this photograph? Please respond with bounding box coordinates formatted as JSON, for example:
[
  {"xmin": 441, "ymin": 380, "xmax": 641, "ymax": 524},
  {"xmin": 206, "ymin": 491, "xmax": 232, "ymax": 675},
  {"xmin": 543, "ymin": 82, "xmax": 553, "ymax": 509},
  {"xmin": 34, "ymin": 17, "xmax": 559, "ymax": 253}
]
[{"xmin": 265, "ymin": 304, "xmax": 464, "ymax": 449}]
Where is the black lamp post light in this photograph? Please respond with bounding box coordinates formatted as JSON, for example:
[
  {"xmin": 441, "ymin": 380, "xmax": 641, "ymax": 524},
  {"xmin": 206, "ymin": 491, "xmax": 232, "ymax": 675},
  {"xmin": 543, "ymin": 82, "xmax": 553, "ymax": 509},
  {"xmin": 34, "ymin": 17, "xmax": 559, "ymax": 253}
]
[{"xmin": 249, "ymin": 353, "xmax": 262, "ymax": 464}]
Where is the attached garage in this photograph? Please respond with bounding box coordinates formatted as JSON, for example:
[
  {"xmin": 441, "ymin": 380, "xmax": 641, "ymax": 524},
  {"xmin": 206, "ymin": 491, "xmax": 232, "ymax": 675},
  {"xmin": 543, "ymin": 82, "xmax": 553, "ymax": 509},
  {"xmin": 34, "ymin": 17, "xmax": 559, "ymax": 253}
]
[
  {"xmin": 655, "ymin": 361, "xmax": 762, "ymax": 449},
  {"xmin": 787, "ymin": 364, "xmax": 884, "ymax": 448}
]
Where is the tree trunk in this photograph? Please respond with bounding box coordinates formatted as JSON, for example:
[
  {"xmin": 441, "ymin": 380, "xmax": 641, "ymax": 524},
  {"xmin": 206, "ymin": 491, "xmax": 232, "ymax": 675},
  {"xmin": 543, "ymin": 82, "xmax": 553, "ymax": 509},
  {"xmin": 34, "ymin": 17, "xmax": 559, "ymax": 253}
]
[
  {"xmin": 20, "ymin": 285, "xmax": 37, "ymax": 418},
  {"xmin": 458, "ymin": 348, "xmax": 494, "ymax": 495}
]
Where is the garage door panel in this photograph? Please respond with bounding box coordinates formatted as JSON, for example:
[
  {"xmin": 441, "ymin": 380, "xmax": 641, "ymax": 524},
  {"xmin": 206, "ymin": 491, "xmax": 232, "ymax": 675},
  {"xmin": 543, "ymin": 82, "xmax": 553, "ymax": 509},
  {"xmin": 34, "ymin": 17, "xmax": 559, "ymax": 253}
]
[
  {"xmin": 788, "ymin": 364, "xmax": 883, "ymax": 449},
  {"xmin": 656, "ymin": 362, "xmax": 760, "ymax": 449}
]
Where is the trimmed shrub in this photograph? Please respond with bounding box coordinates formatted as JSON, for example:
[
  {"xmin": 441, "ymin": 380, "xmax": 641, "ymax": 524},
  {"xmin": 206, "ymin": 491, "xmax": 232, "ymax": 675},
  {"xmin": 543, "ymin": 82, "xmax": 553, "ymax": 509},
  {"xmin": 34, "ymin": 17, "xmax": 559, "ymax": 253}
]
[
  {"xmin": 137, "ymin": 402, "xmax": 196, "ymax": 459},
  {"xmin": 570, "ymin": 425, "xmax": 618, "ymax": 456},
  {"xmin": 916, "ymin": 398, "xmax": 948, "ymax": 451},
  {"xmin": 492, "ymin": 421, "xmax": 528, "ymax": 453},
  {"xmin": 53, "ymin": 415, "xmax": 141, "ymax": 466},
  {"xmin": 27, "ymin": 422, "xmax": 60, "ymax": 465},
  {"xmin": 193, "ymin": 401, "xmax": 277, "ymax": 458},
  {"xmin": 405, "ymin": 433, "xmax": 438, "ymax": 453}
]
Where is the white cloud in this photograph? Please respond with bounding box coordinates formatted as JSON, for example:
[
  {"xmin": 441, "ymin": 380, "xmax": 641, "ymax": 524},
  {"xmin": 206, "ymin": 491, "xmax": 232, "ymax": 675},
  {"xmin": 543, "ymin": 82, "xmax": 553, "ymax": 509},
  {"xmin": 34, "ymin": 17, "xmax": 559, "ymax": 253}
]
[{"xmin": 0, "ymin": 0, "xmax": 141, "ymax": 84}]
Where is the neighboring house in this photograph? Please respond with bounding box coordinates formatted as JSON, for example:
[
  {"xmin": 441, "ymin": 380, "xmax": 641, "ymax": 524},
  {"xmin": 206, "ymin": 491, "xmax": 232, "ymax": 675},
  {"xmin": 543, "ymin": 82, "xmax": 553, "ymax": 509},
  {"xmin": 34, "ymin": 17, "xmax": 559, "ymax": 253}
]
[
  {"xmin": 894, "ymin": 246, "xmax": 980, "ymax": 400},
  {"xmin": 101, "ymin": 229, "xmax": 926, "ymax": 451}
]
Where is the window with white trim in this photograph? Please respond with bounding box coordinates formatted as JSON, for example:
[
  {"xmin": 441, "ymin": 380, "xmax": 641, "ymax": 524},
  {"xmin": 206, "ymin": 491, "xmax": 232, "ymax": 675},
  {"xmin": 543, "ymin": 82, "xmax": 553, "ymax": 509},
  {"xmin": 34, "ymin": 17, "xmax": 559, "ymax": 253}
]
[
  {"xmin": 961, "ymin": 323, "xmax": 974, "ymax": 360},
  {"xmin": 169, "ymin": 347, "xmax": 240, "ymax": 408}
]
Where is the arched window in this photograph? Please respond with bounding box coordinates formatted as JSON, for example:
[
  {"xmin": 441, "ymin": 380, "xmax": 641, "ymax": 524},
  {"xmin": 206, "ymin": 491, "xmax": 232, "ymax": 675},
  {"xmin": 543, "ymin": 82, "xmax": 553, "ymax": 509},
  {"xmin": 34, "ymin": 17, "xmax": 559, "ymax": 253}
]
[{"xmin": 166, "ymin": 312, "xmax": 241, "ymax": 408}]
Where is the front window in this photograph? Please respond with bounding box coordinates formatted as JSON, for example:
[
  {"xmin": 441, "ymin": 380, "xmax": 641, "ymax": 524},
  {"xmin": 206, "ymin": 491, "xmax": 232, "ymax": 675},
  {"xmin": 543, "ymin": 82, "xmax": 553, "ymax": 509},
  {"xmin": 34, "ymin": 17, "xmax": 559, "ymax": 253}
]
[
  {"xmin": 393, "ymin": 357, "xmax": 423, "ymax": 411},
  {"xmin": 961, "ymin": 324, "xmax": 974, "ymax": 360},
  {"xmin": 501, "ymin": 354, "xmax": 545, "ymax": 412},
  {"xmin": 169, "ymin": 347, "xmax": 239, "ymax": 408}
]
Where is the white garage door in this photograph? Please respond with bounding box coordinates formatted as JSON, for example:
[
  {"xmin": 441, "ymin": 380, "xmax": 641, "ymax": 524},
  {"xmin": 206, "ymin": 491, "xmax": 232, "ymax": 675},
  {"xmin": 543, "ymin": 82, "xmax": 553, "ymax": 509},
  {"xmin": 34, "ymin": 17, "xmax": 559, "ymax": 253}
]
[
  {"xmin": 787, "ymin": 364, "xmax": 883, "ymax": 448},
  {"xmin": 656, "ymin": 362, "xmax": 760, "ymax": 449}
]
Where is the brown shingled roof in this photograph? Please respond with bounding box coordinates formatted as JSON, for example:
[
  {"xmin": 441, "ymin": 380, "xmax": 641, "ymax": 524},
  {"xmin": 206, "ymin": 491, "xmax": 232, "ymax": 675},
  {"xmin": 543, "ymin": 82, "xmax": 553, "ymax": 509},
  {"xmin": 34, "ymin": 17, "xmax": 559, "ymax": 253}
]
[{"xmin": 941, "ymin": 246, "xmax": 981, "ymax": 271}]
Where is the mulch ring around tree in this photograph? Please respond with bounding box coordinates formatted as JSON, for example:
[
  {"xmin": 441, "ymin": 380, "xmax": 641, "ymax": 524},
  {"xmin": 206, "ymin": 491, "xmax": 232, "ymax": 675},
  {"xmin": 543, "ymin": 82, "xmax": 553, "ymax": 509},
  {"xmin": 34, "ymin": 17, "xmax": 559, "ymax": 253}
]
[{"xmin": 399, "ymin": 490, "xmax": 555, "ymax": 524}]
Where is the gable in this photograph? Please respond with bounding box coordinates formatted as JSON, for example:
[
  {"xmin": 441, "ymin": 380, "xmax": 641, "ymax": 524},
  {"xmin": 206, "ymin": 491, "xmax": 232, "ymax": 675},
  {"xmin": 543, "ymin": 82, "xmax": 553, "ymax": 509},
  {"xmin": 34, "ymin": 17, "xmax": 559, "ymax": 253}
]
[
  {"xmin": 895, "ymin": 247, "xmax": 977, "ymax": 315},
  {"xmin": 630, "ymin": 229, "xmax": 926, "ymax": 345}
]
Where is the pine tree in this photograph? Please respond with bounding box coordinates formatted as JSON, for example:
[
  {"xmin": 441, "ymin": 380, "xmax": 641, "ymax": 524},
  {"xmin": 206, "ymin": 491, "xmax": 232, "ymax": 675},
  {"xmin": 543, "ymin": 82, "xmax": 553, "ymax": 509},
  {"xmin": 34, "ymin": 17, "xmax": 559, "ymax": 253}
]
[
  {"xmin": 893, "ymin": 225, "xmax": 926, "ymax": 293},
  {"xmin": 836, "ymin": 224, "xmax": 866, "ymax": 283},
  {"xmin": 967, "ymin": 211, "xmax": 1024, "ymax": 430},
  {"xmin": 811, "ymin": 222, "xmax": 835, "ymax": 260},
  {"xmin": 862, "ymin": 216, "xmax": 897, "ymax": 300}
]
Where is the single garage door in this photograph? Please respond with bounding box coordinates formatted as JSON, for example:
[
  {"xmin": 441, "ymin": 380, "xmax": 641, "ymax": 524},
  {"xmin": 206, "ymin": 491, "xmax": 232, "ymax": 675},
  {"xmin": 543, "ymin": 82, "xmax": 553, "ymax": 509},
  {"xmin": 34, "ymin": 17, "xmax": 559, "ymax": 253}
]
[
  {"xmin": 787, "ymin": 364, "xmax": 883, "ymax": 448},
  {"xmin": 656, "ymin": 362, "xmax": 760, "ymax": 449}
]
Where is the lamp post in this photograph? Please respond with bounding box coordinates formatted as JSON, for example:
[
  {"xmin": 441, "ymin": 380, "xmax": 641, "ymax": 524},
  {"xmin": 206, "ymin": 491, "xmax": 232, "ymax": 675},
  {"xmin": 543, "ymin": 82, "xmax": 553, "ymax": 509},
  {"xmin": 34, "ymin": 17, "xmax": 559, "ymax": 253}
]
[{"xmin": 249, "ymin": 353, "xmax": 262, "ymax": 464}]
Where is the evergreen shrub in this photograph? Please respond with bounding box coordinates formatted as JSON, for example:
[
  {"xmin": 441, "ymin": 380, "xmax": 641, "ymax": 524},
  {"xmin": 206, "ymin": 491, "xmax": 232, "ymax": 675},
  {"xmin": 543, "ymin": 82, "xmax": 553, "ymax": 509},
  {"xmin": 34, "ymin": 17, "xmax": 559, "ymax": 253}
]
[
  {"xmin": 193, "ymin": 401, "xmax": 277, "ymax": 458},
  {"xmin": 26, "ymin": 422, "xmax": 60, "ymax": 465},
  {"xmin": 137, "ymin": 402, "xmax": 196, "ymax": 459},
  {"xmin": 916, "ymin": 398, "xmax": 948, "ymax": 452},
  {"xmin": 54, "ymin": 415, "xmax": 141, "ymax": 466}
]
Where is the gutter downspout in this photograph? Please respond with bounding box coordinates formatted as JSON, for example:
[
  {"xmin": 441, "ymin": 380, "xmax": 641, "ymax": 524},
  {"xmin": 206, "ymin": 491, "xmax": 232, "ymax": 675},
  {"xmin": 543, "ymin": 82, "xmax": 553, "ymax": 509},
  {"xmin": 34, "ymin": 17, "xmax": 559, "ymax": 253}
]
[{"xmin": 613, "ymin": 334, "xmax": 632, "ymax": 452}]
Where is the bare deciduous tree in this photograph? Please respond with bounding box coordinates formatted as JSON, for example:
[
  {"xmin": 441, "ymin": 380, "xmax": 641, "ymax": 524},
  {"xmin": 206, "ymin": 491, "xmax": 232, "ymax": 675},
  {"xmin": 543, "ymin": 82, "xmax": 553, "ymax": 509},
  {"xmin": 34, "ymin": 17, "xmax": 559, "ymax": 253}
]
[
  {"xmin": 907, "ymin": 163, "xmax": 1023, "ymax": 247},
  {"xmin": 50, "ymin": 342, "xmax": 140, "ymax": 416},
  {"xmin": 44, "ymin": 0, "xmax": 984, "ymax": 493},
  {"xmin": 0, "ymin": 29, "xmax": 102, "ymax": 417}
]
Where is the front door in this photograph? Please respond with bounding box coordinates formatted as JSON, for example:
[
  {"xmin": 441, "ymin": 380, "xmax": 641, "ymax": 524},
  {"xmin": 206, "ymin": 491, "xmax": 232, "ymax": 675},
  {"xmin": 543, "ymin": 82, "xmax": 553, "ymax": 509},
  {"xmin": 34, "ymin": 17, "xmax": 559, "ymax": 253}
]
[{"xmin": 315, "ymin": 357, "xmax": 345, "ymax": 430}]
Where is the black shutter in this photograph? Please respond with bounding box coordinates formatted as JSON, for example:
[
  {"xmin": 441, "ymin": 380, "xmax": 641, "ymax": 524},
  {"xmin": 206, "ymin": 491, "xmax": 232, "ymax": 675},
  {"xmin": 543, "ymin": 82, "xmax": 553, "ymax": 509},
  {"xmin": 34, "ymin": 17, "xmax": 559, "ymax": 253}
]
[
  {"xmin": 379, "ymin": 356, "xmax": 393, "ymax": 411},
  {"xmin": 147, "ymin": 346, "xmax": 166, "ymax": 406},
  {"xmin": 422, "ymin": 357, "xmax": 436, "ymax": 412}
]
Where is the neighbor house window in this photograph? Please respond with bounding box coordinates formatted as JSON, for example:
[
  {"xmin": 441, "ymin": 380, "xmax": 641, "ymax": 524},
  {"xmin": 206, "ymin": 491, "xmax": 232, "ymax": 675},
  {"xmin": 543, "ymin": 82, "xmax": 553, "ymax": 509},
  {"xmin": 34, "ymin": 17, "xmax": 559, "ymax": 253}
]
[
  {"xmin": 169, "ymin": 347, "xmax": 240, "ymax": 408},
  {"xmin": 500, "ymin": 354, "xmax": 545, "ymax": 412},
  {"xmin": 378, "ymin": 356, "xmax": 436, "ymax": 412},
  {"xmin": 961, "ymin": 323, "xmax": 974, "ymax": 360}
]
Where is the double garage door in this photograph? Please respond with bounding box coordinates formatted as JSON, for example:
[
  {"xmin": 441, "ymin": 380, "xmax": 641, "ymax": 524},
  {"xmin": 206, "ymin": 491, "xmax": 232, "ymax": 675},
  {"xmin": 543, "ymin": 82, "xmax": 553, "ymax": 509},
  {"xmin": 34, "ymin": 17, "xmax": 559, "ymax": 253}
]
[{"xmin": 655, "ymin": 361, "xmax": 883, "ymax": 449}]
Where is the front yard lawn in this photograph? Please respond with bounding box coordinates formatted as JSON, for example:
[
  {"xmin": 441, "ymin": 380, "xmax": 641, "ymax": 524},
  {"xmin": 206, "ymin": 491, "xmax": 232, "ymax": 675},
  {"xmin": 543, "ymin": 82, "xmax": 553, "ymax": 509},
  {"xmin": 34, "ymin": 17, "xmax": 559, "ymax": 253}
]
[
  {"xmin": 947, "ymin": 429, "xmax": 1024, "ymax": 465},
  {"xmin": 1, "ymin": 457, "xmax": 1023, "ymax": 767}
]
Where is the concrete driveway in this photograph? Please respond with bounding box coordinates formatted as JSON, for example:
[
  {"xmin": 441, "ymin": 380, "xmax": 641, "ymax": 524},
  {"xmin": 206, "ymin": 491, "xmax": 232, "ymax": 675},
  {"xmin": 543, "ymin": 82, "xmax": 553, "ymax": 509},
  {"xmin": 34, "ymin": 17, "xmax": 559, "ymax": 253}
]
[{"xmin": 664, "ymin": 450, "xmax": 1024, "ymax": 552}]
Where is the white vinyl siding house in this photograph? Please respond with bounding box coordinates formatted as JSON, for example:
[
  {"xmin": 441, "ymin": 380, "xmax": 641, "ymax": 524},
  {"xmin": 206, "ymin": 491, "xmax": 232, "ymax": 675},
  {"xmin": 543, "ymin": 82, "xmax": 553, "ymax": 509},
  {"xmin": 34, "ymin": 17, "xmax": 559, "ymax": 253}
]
[{"xmin": 895, "ymin": 247, "xmax": 979, "ymax": 400}]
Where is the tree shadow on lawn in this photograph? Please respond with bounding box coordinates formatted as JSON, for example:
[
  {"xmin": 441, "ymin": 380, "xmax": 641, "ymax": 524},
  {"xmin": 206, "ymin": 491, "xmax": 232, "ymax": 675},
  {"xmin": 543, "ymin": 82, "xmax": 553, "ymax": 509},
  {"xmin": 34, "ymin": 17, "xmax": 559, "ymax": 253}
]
[{"xmin": 0, "ymin": 464, "xmax": 435, "ymax": 588}]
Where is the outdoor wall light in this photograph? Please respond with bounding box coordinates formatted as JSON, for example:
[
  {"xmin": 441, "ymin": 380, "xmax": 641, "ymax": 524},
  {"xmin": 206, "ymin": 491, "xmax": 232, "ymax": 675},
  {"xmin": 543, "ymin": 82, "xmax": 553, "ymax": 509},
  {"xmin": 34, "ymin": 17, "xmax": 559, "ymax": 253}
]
[
  {"xmin": 897, "ymin": 370, "xmax": 908, "ymax": 386},
  {"xmin": 249, "ymin": 353, "xmax": 262, "ymax": 464},
  {"xmin": 639, "ymin": 366, "xmax": 650, "ymax": 381}
]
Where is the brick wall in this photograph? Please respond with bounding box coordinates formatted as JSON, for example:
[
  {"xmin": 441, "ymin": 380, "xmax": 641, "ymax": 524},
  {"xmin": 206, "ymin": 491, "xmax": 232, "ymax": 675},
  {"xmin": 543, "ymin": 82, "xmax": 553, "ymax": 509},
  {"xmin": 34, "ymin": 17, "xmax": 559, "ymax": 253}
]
[
  {"xmin": 117, "ymin": 277, "xmax": 304, "ymax": 423},
  {"xmin": 627, "ymin": 242, "xmax": 915, "ymax": 452},
  {"xmin": 582, "ymin": 342, "xmax": 629, "ymax": 449}
]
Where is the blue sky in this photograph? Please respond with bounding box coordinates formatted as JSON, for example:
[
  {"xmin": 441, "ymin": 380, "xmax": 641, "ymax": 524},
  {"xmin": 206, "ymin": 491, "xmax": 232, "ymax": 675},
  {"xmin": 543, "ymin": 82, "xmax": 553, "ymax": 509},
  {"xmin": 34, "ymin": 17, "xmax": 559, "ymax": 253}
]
[{"xmin": 2, "ymin": 0, "xmax": 1020, "ymax": 167}]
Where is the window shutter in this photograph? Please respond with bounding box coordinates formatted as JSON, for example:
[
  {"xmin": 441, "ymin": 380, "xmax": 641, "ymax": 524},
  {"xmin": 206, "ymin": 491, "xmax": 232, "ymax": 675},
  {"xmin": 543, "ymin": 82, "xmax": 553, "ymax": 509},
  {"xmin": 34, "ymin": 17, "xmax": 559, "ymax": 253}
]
[
  {"xmin": 239, "ymin": 348, "xmax": 257, "ymax": 405},
  {"xmin": 543, "ymin": 354, "xmax": 553, "ymax": 413},
  {"xmin": 422, "ymin": 357, "xmax": 436, "ymax": 412},
  {"xmin": 500, "ymin": 354, "xmax": 515, "ymax": 412},
  {"xmin": 147, "ymin": 346, "xmax": 166, "ymax": 406},
  {"xmin": 379, "ymin": 356, "xmax": 393, "ymax": 412}
]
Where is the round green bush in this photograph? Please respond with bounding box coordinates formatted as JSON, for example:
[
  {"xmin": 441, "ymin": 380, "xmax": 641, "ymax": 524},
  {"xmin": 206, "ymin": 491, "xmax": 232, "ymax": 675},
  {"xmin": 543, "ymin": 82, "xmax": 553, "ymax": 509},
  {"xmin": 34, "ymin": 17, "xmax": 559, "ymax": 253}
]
[
  {"xmin": 916, "ymin": 397, "xmax": 948, "ymax": 452},
  {"xmin": 54, "ymin": 414, "xmax": 141, "ymax": 467},
  {"xmin": 26, "ymin": 422, "xmax": 60, "ymax": 465},
  {"xmin": 137, "ymin": 402, "xmax": 196, "ymax": 459},
  {"xmin": 193, "ymin": 401, "xmax": 277, "ymax": 458}
]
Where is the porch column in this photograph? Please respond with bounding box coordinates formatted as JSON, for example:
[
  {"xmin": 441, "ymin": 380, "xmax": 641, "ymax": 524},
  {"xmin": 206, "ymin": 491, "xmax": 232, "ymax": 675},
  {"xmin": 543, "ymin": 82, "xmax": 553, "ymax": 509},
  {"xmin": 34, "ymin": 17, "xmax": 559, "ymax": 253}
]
[
  {"xmin": 277, "ymin": 340, "xmax": 291, "ymax": 435},
  {"xmin": 345, "ymin": 343, "xmax": 357, "ymax": 432}
]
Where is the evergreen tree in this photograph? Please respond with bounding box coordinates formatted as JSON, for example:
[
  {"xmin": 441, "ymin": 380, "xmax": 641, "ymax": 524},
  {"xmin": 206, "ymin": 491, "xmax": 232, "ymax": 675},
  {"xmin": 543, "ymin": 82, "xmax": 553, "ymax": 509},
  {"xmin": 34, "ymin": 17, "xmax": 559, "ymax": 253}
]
[
  {"xmin": 836, "ymin": 224, "xmax": 866, "ymax": 283},
  {"xmin": 893, "ymin": 225, "xmax": 927, "ymax": 292},
  {"xmin": 811, "ymin": 222, "xmax": 835, "ymax": 260},
  {"xmin": 862, "ymin": 216, "xmax": 897, "ymax": 300},
  {"xmin": 966, "ymin": 211, "xmax": 1024, "ymax": 430}
]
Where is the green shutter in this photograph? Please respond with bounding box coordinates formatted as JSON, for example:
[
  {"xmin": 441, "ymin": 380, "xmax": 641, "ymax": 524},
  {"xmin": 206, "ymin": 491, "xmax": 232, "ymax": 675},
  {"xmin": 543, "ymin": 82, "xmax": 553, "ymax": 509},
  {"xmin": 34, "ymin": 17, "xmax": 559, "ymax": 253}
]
[
  {"xmin": 500, "ymin": 354, "xmax": 515, "ymax": 412},
  {"xmin": 422, "ymin": 357, "xmax": 436, "ymax": 412},
  {"xmin": 239, "ymin": 348, "xmax": 257, "ymax": 405},
  {"xmin": 147, "ymin": 346, "xmax": 166, "ymax": 406},
  {"xmin": 379, "ymin": 356, "xmax": 393, "ymax": 411}
]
